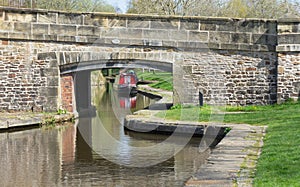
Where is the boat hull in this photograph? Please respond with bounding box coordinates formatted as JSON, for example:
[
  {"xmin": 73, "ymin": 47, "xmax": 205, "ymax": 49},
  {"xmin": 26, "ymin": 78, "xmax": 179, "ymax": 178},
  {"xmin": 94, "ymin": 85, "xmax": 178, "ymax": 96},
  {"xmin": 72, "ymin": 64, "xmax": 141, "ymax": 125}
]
[{"xmin": 116, "ymin": 85, "xmax": 137, "ymax": 96}]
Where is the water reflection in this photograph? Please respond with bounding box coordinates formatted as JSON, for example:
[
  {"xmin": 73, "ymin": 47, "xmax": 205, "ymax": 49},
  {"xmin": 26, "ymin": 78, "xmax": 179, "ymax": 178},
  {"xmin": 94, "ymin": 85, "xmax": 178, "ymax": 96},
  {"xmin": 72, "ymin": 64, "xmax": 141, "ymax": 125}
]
[
  {"xmin": 0, "ymin": 126, "xmax": 75, "ymax": 187},
  {"xmin": 0, "ymin": 83, "xmax": 211, "ymax": 186},
  {"xmin": 72, "ymin": 84, "xmax": 211, "ymax": 185}
]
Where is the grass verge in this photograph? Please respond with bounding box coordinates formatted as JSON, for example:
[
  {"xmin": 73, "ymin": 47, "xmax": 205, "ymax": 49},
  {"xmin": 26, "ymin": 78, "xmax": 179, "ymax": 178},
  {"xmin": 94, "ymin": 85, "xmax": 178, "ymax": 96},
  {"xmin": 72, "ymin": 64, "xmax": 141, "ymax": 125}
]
[
  {"xmin": 155, "ymin": 102, "xmax": 300, "ymax": 186},
  {"xmin": 136, "ymin": 71, "xmax": 173, "ymax": 91}
]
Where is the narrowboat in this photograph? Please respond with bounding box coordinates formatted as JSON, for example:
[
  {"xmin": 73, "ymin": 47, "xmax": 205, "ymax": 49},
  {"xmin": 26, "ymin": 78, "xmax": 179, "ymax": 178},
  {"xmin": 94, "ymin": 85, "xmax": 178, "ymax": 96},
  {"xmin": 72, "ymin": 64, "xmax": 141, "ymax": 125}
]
[{"xmin": 114, "ymin": 70, "xmax": 138, "ymax": 95}]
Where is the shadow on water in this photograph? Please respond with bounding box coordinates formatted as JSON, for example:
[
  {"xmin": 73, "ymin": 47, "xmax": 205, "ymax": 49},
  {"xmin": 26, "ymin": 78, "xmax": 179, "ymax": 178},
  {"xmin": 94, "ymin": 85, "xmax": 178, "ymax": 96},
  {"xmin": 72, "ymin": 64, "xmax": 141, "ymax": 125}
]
[{"xmin": 124, "ymin": 130, "xmax": 204, "ymax": 145}]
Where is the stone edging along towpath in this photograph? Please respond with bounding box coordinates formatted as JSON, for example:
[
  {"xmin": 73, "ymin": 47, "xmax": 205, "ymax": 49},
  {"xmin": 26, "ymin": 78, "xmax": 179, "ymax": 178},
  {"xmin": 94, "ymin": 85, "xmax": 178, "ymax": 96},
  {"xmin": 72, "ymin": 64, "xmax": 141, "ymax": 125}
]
[
  {"xmin": 0, "ymin": 112, "xmax": 74, "ymax": 130},
  {"xmin": 185, "ymin": 123, "xmax": 266, "ymax": 187}
]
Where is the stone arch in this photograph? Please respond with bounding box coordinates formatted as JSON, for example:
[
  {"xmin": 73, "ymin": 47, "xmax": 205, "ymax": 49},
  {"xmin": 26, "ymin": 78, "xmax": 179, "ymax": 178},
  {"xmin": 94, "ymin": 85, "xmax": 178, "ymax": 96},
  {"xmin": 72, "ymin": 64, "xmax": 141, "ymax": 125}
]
[
  {"xmin": 37, "ymin": 50, "xmax": 180, "ymax": 113},
  {"xmin": 59, "ymin": 59, "xmax": 173, "ymax": 74},
  {"xmin": 54, "ymin": 51, "xmax": 177, "ymax": 74}
]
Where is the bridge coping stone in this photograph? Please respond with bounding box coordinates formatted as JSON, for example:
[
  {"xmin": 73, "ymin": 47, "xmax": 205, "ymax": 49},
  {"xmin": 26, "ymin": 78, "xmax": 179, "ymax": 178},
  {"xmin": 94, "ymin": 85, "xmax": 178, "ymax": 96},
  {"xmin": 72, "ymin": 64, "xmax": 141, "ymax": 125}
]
[{"xmin": 0, "ymin": 6, "xmax": 279, "ymax": 52}]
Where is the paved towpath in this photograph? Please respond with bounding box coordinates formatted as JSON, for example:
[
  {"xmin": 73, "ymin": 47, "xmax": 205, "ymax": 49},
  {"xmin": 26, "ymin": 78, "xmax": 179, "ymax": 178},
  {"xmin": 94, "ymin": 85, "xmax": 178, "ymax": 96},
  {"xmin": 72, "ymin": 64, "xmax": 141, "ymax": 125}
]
[{"xmin": 185, "ymin": 124, "xmax": 266, "ymax": 187}]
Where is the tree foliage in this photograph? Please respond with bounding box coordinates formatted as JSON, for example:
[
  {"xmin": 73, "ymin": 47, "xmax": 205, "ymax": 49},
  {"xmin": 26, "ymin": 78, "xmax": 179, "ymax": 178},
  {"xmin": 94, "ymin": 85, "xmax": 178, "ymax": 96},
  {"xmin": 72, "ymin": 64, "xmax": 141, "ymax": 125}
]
[
  {"xmin": 223, "ymin": 0, "xmax": 249, "ymax": 18},
  {"xmin": 225, "ymin": 0, "xmax": 300, "ymax": 18},
  {"xmin": 0, "ymin": 0, "xmax": 115, "ymax": 12},
  {"xmin": 127, "ymin": 0, "xmax": 300, "ymax": 18},
  {"xmin": 127, "ymin": 0, "xmax": 226, "ymax": 16}
]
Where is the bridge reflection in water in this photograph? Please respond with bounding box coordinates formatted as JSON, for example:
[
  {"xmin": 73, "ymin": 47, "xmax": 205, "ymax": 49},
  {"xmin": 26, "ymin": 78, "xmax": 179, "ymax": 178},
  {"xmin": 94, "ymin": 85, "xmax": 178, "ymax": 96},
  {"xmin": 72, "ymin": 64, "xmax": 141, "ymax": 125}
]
[{"xmin": 0, "ymin": 83, "xmax": 212, "ymax": 186}]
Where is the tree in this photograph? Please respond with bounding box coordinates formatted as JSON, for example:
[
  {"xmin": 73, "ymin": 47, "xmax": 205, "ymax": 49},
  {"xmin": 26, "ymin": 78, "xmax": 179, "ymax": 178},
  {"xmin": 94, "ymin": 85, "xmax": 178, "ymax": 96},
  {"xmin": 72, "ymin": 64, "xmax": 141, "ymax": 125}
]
[
  {"xmin": 71, "ymin": 0, "xmax": 115, "ymax": 12},
  {"xmin": 127, "ymin": 0, "xmax": 299, "ymax": 18},
  {"xmin": 182, "ymin": 0, "xmax": 227, "ymax": 16},
  {"xmin": 221, "ymin": 0, "xmax": 249, "ymax": 18},
  {"xmin": 0, "ymin": 0, "xmax": 116, "ymax": 12},
  {"xmin": 127, "ymin": 0, "xmax": 178, "ymax": 15},
  {"xmin": 127, "ymin": 0, "xmax": 226, "ymax": 16},
  {"xmin": 245, "ymin": 0, "xmax": 299, "ymax": 19}
]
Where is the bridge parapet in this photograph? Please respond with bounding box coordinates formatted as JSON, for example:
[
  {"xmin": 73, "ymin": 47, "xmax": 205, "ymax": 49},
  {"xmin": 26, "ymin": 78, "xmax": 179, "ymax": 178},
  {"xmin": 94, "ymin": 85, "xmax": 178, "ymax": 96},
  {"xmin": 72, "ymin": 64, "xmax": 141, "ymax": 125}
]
[{"xmin": 0, "ymin": 7, "xmax": 277, "ymax": 52}]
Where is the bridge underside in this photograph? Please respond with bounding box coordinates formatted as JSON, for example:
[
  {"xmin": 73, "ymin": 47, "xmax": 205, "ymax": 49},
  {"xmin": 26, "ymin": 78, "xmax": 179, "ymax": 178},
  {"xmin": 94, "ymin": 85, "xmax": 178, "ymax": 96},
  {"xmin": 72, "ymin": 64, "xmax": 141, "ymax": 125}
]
[{"xmin": 59, "ymin": 59, "xmax": 173, "ymax": 74}]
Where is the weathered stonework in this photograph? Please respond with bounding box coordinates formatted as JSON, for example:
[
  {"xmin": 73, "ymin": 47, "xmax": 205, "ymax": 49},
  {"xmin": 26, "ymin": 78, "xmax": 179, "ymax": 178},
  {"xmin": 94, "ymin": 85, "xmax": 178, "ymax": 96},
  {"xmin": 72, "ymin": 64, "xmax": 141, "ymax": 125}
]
[
  {"xmin": 175, "ymin": 50, "xmax": 277, "ymax": 105},
  {"xmin": 0, "ymin": 7, "xmax": 299, "ymax": 111},
  {"xmin": 0, "ymin": 40, "xmax": 58, "ymax": 111},
  {"xmin": 0, "ymin": 7, "xmax": 276, "ymax": 52},
  {"xmin": 277, "ymin": 52, "xmax": 300, "ymax": 102},
  {"xmin": 276, "ymin": 18, "xmax": 300, "ymax": 102}
]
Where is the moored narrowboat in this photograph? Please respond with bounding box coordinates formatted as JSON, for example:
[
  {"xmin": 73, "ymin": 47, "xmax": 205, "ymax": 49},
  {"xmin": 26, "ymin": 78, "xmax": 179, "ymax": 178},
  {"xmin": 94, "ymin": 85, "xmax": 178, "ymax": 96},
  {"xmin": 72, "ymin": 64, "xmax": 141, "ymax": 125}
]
[{"xmin": 114, "ymin": 70, "xmax": 138, "ymax": 95}]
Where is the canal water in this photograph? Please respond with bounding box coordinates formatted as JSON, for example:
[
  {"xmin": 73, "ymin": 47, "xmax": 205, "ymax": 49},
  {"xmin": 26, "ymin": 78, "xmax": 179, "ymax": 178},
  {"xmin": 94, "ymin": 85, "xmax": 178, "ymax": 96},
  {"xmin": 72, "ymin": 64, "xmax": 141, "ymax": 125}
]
[{"xmin": 0, "ymin": 83, "xmax": 211, "ymax": 187}]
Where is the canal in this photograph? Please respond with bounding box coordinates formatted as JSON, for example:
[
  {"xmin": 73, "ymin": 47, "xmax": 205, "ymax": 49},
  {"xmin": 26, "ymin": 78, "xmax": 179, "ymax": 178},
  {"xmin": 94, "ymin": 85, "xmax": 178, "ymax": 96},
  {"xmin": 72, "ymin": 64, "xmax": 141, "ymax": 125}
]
[{"xmin": 0, "ymin": 83, "xmax": 211, "ymax": 186}]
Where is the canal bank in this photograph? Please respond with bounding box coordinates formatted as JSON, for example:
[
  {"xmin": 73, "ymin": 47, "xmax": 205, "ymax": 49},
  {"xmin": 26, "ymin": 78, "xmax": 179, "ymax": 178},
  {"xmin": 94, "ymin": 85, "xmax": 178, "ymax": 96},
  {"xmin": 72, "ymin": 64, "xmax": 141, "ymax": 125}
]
[
  {"xmin": 125, "ymin": 114, "xmax": 266, "ymax": 186},
  {"xmin": 0, "ymin": 112, "xmax": 74, "ymax": 130},
  {"xmin": 127, "ymin": 85, "xmax": 266, "ymax": 186}
]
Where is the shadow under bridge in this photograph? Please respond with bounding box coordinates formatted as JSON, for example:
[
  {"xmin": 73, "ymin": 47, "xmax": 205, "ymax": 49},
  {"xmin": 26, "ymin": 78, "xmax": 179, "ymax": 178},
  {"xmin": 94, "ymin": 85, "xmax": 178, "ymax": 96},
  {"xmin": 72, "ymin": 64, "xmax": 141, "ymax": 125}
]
[{"xmin": 59, "ymin": 59, "xmax": 173, "ymax": 74}]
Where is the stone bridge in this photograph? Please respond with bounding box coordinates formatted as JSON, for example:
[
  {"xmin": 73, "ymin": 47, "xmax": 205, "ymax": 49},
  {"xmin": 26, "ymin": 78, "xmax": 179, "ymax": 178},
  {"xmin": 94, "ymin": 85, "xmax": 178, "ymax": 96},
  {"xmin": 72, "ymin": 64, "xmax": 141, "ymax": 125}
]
[{"xmin": 0, "ymin": 7, "xmax": 299, "ymax": 113}]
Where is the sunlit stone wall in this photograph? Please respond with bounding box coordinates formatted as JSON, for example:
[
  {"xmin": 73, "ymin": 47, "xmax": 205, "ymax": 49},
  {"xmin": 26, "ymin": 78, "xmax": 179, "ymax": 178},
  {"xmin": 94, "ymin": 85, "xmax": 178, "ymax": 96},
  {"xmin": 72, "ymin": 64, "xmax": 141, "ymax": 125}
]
[
  {"xmin": 277, "ymin": 17, "xmax": 300, "ymax": 102},
  {"xmin": 0, "ymin": 7, "xmax": 298, "ymax": 111}
]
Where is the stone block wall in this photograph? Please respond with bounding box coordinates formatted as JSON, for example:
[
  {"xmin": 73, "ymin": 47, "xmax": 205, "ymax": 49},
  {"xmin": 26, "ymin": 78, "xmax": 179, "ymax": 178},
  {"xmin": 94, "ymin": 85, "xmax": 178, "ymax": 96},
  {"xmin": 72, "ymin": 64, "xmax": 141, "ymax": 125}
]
[
  {"xmin": 174, "ymin": 50, "xmax": 277, "ymax": 106},
  {"xmin": 277, "ymin": 18, "xmax": 300, "ymax": 102},
  {"xmin": 0, "ymin": 40, "xmax": 59, "ymax": 111},
  {"xmin": 277, "ymin": 52, "xmax": 300, "ymax": 101}
]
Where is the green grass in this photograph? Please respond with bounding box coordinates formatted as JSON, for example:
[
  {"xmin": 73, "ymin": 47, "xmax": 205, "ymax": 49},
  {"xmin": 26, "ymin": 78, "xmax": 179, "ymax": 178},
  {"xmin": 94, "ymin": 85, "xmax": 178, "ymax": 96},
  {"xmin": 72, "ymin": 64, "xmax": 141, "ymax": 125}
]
[
  {"xmin": 156, "ymin": 104, "xmax": 213, "ymax": 121},
  {"xmin": 225, "ymin": 103, "xmax": 300, "ymax": 186},
  {"xmin": 156, "ymin": 102, "xmax": 300, "ymax": 186},
  {"xmin": 136, "ymin": 71, "xmax": 173, "ymax": 91}
]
